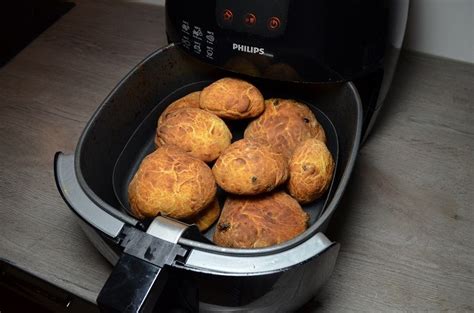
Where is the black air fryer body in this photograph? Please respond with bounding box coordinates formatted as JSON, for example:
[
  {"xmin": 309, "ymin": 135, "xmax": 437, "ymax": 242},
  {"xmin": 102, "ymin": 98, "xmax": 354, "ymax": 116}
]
[
  {"xmin": 54, "ymin": 2, "xmax": 409, "ymax": 312},
  {"xmin": 56, "ymin": 48, "xmax": 362, "ymax": 312},
  {"xmin": 166, "ymin": 0, "xmax": 409, "ymax": 139}
]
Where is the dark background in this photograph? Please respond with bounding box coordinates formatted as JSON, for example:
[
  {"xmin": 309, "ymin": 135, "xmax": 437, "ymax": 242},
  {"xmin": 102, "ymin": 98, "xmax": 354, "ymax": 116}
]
[{"xmin": 0, "ymin": 0, "xmax": 74, "ymax": 67}]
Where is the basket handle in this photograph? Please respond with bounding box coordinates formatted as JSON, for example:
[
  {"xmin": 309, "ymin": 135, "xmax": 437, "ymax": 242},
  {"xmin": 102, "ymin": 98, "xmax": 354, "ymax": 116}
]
[{"xmin": 97, "ymin": 226, "xmax": 188, "ymax": 313}]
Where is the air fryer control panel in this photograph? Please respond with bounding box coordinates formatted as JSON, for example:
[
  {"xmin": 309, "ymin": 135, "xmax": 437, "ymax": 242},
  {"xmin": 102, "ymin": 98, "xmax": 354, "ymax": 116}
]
[
  {"xmin": 216, "ymin": 0, "xmax": 289, "ymax": 37},
  {"xmin": 166, "ymin": 0, "xmax": 401, "ymax": 84}
]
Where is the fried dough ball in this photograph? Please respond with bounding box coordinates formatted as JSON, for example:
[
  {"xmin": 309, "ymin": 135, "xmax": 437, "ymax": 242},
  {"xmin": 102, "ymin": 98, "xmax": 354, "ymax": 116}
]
[
  {"xmin": 184, "ymin": 198, "xmax": 221, "ymax": 232},
  {"xmin": 245, "ymin": 54, "xmax": 272, "ymax": 71},
  {"xmin": 156, "ymin": 108, "xmax": 232, "ymax": 162},
  {"xmin": 288, "ymin": 138, "xmax": 335, "ymax": 203},
  {"xmin": 213, "ymin": 192, "xmax": 309, "ymax": 248},
  {"xmin": 244, "ymin": 99, "xmax": 326, "ymax": 159},
  {"xmin": 212, "ymin": 139, "xmax": 288, "ymax": 195},
  {"xmin": 263, "ymin": 63, "xmax": 301, "ymax": 81},
  {"xmin": 128, "ymin": 145, "xmax": 216, "ymax": 220},
  {"xmin": 225, "ymin": 56, "xmax": 261, "ymax": 77},
  {"xmin": 158, "ymin": 91, "xmax": 201, "ymax": 125},
  {"xmin": 200, "ymin": 78, "xmax": 265, "ymax": 119}
]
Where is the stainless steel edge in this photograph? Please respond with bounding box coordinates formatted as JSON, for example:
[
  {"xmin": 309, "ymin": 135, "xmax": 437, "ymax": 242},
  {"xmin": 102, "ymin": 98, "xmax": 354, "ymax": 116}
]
[
  {"xmin": 184, "ymin": 232, "xmax": 335, "ymax": 275},
  {"xmin": 76, "ymin": 218, "xmax": 121, "ymax": 266},
  {"xmin": 146, "ymin": 216, "xmax": 190, "ymax": 243}
]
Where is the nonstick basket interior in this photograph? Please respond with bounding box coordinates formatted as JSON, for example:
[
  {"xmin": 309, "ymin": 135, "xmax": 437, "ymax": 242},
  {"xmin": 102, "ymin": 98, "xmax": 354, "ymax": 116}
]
[{"xmin": 112, "ymin": 80, "xmax": 339, "ymax": 242}]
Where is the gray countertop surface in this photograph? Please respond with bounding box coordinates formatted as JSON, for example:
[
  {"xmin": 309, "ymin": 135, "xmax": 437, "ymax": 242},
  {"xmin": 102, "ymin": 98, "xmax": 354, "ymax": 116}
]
[{"xmin": 0, "ymin": 1, "xmax": 473, "ymax": 312}]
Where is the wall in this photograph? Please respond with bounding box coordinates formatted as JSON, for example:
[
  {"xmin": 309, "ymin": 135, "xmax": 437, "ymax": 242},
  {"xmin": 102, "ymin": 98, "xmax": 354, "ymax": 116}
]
[{"xmin": 404, "ymin": 0, "xmax": 474, "ymax": 63}]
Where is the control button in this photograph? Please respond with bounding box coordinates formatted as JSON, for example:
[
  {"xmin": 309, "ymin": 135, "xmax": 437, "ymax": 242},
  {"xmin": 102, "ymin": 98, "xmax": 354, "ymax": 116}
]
[
  {"xmin": 268, "ymin": 17, "xmax": 281, "ymax": 30},
  {"xmin": 244, "ymin": 13, "xmax": 257, "ymax": 26},
  {"xmin": 223, "ymin": 9, "xmax": 233, "ymax": 22}
]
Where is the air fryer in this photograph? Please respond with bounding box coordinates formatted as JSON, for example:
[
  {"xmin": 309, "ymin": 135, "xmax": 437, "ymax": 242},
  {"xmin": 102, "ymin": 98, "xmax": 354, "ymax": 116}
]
[{"xmin": 54, "ymin": 1, "xmax": 409, "ymax": 312}]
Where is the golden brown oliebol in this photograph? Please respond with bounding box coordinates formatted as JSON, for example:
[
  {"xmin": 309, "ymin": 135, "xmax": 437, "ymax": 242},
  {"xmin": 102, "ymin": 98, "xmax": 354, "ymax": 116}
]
[
  {"xmin": 224, "ymin": 56, "xmax": 261, "ymax": 77},
  {"xmin": 184, "ymin": 197, "xmax": 221, "ymax": 232},
  {"xmin": 157, "ymin": 91, "xmax": 201, "ymax": 125},
  {"xmin": 212, "ymin": 139, "xmax": 288, "ymax": 195},
  {"xmin": 244, "ymin": 98, "xmax": 326, "ymax": 160},
  {"xmin": 156, "ymin": 108, "xmax": 232, "ymax": 162},
  {"xmin": 128, "ymin": 145, "xmax": 216, "ymax": 220},
  {"xmin": 213, "ymin": 191, "xmax": 309, "ymax": 248},
  {"xmin": 287, "ymin": 138, "xmax": 335, "ymax": 203},
  {"xmin": 200, "ymin": 78, "xmax": 265, "ymax": 119},
  {"xmin": 263, "ymin": 63, "xmax": 301, "ymax": 81}
]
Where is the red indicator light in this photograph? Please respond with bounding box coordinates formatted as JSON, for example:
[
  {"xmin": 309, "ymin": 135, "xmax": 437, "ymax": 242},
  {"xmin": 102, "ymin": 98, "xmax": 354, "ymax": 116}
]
[
  {"xmin": 268, "ymin": 17, "xmax": 281, "ymax": 30},
  {"xmin": 223, "ymin": 9, "xmax": 233, "ymax": 22},
  {"xmin": 244, "ymin": 13, "xmax": 257, "ymax": 26}
]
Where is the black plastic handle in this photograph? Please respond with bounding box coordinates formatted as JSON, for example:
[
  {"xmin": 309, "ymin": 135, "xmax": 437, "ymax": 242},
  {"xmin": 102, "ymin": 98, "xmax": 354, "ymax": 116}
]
[
  {"xmin": 97, "ymin": 227, "xmax": 188, "ymax": 313},
  {"xmin": 97, "ymin": 253, "xmax": 169, "ymax": 313}
]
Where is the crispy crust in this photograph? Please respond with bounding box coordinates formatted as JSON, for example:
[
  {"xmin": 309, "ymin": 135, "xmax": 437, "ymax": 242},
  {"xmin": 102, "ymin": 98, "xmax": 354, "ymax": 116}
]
[
  {"xmin": 200, "ymin": 78, "xmax": 265, "ymax": 119},
  {"xmin": 225, "ymin": 56, "xmax": 261, "ymax": 77},
  {"xmin": 157, "ymin": 91, "xmax": 201, "ymax": 125},
  {"xmin": 244, "ymin": 98, "xmax": 326, "ymax": 159},
  {"xmin": 128, "ymin": 145, "xmax": 216, "ymax": 219},
  {"xmin": 184, "ymin": 198, "xmax": 221, "ymax": 232},
  {"xmin": 263, "ymin": 63, "xmax": 301, "ymax": 81},
  {"xmin": 213, "ymin": 191, "xmax": 309, "ymax": 248},
  {"xmin": 212, "ymin": 139, "xmax": 288, "ymax": 195},
  {"xmin": 287, "ymin": 138, "xmax": 335, "ymax": 203},
  {"xmin": 156, "ymin": 108, "xmax": 232, "ymax": 162}
]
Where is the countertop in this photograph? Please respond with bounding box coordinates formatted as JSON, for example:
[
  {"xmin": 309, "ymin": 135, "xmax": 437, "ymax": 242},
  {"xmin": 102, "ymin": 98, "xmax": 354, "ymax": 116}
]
[{"xmin": 0, "ymin": 1, "xmax": 473, "ymax": 312}]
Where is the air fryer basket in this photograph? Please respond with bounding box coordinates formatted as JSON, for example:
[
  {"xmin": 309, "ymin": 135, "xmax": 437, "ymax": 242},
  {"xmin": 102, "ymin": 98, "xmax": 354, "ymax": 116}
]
[
  {"xmin": 55, "ymin": 44, "xmax": 362, "ymax": 312},
  {"xmin": 111, "ymin": 80, "xmax": 339, "ymax": 243}
]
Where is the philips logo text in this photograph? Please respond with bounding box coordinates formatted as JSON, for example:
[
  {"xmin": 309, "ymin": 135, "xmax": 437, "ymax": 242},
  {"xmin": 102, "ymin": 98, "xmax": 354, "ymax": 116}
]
[{"xmin": 232, "ymin": 43, "xmax": 265, "ymax": 55}]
